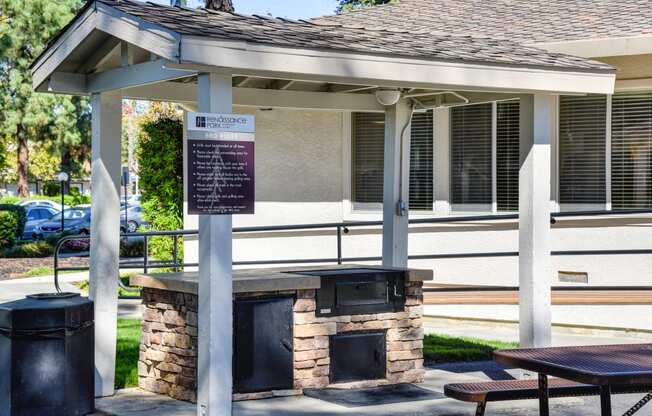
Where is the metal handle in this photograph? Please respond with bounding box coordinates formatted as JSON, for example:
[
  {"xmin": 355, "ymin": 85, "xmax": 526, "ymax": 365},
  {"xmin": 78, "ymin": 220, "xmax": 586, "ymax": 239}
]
[{"xmin": 281, "ymin": 339, "xmax": 292, "ymax": 352}]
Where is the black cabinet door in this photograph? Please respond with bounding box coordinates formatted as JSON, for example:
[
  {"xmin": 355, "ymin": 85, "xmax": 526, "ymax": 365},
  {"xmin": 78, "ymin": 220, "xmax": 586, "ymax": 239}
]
[{"xmin": 234, "ymin": 296, "xmax": 294, "ymax": 393}]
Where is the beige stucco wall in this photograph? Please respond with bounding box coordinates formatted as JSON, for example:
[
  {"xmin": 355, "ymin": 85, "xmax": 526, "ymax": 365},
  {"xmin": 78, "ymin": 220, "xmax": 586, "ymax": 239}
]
[{"xmin": 185, "ymin": 107, "xmax": 652, "ymax": 329}]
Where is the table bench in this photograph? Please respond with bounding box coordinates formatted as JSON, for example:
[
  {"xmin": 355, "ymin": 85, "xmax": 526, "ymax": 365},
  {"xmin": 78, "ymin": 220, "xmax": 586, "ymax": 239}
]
[{"xmin": 444, "ymin": 378, "xmax": 652, "ymax": 416}]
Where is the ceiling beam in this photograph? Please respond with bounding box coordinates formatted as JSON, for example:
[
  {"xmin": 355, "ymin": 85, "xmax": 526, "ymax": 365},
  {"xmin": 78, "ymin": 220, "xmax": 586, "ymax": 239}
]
[
  {"xmin": 121, "ymin": 81, "xmax": 385, "ymax": 112},
  {"xmin": 270, "ymin": 79, "xmax": 295, "ymax": 90},
  {"xmin": 86, "ymin": 59, "xmax": 195, "ymax": 93},
  {"xmin": 77, "ymin": 37, "xmax": 121, "ymax": 74}
]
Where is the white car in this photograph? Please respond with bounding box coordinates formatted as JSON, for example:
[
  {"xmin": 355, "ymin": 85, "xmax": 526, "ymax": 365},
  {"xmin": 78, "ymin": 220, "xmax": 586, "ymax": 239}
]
[{"xmin": 17, "ymin": 199, "xmax": 69, "ymax": 211}]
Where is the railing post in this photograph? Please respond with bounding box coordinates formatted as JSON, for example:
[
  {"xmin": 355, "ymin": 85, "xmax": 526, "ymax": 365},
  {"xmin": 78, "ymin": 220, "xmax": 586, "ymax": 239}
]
[
  {"xmin": 336, "ymin": 226, "xmax": 343, "ymax": 265},
  {"xmin": 143, "ymin": 236, "xmax": 149, "ymax": 274},
  {"xmin": 173, "ymin": 235, "xmax": 179, "ymax": 272}
]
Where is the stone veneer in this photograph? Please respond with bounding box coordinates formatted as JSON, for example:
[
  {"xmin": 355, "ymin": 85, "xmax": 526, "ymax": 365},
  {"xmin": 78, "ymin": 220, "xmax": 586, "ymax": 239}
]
[{"xmin": 137, "ymin": 281, "xmax": 424, "ymax": 402}]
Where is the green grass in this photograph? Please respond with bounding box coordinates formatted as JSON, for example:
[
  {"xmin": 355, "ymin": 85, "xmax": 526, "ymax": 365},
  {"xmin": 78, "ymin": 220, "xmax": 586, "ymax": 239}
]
[
  {"xmin": 116, "ymin": 319, "xmax": 141, "ymax": 389},
  {"xmin": 424, "ymin": 333, "xmax": 518, "ymax": 364},
  {"xmin": 75, "ymin": 273, "xmax": 141, "ymax": 298},
  {"xmin": 21, "ymin": 266, "xmax": 78, "ymax": 277},
  {"xmin": 111, "ymin": 326, "xmax": 515, "ymax": 390}
]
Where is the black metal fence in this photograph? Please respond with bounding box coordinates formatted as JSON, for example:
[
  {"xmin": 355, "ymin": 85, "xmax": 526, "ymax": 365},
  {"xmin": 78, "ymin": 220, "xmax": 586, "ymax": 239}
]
[{"xmin": 53, "ymin": 209, "xmax": 652, "ymax": 292}]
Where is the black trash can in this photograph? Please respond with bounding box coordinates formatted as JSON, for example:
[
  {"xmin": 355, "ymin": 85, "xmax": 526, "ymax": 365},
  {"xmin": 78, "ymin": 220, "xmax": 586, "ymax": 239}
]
[{"xmin": 0, "ymin": 293, "xmax": 94, "ymax": 416}]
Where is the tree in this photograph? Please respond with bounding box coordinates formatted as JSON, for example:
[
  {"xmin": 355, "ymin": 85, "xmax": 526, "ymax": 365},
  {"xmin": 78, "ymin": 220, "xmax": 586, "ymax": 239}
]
[
  {"xmin": 0, "ymin": 0, "xmax": 89, "ymax": 197},
  {"xmin": 337, "ymin": 0, "xmax": 394, "ymax": 12},
  {"xmin": 205, "ymin": 0, "xmax": 234, "ymax": 12}
]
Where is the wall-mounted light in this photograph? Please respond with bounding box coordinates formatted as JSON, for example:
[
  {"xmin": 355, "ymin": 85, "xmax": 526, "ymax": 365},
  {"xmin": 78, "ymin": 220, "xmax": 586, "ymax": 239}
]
[{"xmin": 375, "ymin": 89, "xmax": 402, "ymax": 106}]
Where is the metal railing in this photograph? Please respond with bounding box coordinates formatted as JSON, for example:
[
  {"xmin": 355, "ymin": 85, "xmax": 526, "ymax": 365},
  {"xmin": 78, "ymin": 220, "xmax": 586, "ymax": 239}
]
[{"xmin": 53, "ymin": 208, "xmax": 652, "ymax": 293}]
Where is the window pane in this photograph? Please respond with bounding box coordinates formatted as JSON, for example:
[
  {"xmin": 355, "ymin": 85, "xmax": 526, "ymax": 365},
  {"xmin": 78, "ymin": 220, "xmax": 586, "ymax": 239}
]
[
  {"xmin": 559, "ymin": 95, "xmax": 607, "ymax": 205},
  {"xmin": 409, "ymin": 111, "xmax": 434, "ymax": 210},
  {"xmin": 496, "ymin": 101, "xmax": 520, "ymax": 212},
  {"xmin": 612, "ymin": 94, "xmax": 652, "ymax": 209},
  {"xmin": 351, "ymin": 112, "xmax": 434, "ymax": 209},
  {"xmin": 352, "ymin": 112, "xmax": 385, "ymax": 204},
  {"xmin": 450, "ymin": 103, "xmax": 492, "ymax": 205}
]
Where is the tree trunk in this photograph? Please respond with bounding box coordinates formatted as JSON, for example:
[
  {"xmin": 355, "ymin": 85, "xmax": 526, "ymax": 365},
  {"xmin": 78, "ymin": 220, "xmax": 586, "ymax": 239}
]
[
  {"xmin": 205, "ymin": 0, "xmax": 234, "ymax": 12},
  {"xmin": 16, "ymin": 125, "xmax": 29, "ymax": 197}
]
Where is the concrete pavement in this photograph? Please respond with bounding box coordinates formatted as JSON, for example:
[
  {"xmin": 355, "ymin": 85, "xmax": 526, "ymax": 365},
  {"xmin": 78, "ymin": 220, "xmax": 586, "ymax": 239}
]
[
  {"xmin": 0, "ymin": 273, "xmax": 142, "ymax": 318},
  {"xmin": 95, "ymin": 362, "xmax": 652, "ymax": 416}
]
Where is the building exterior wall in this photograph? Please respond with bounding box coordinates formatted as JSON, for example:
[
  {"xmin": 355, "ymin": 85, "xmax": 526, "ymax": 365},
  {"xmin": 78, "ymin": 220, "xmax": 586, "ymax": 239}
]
[{"xmin": 186, "ymin": 106, "xmax": 652, "ymax": 329}]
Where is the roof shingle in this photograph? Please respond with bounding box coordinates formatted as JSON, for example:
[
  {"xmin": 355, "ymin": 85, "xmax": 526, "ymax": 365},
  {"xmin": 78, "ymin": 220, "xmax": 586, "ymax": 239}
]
[
  {"xmin": 313, "ymin": 0, "xmax": 652, "ymax": 45},
  {"xmin": 95, "ymin": 0, "xmax": 613, "ymax": 73}
]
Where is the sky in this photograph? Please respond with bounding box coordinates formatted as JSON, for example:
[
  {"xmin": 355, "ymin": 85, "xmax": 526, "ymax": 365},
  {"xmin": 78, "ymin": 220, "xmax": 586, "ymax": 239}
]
[{"xmin": 151, "ymin": 0, "xmax": 340, "ymax": 19}]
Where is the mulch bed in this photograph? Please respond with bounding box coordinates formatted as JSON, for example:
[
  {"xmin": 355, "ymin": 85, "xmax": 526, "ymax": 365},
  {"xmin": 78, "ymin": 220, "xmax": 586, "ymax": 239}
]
[{"xmin": 0, "ymin": 256, "xmax": 88, "ymax": 280}]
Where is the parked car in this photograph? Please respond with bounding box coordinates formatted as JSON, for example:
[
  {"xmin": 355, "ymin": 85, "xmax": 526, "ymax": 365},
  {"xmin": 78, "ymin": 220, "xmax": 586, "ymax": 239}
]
[
  {"xmin": 22, "ymin": 205, "xmax": 60, "ymax": 240},
  {"xmin": 17, "ymin": 199, "xmax": 68, "ymax": 211},
  {"xmin": 121, "ymin": 205, "xmax": 145, "ymax": 233},
  {"xmin": 33, "ymin": 207, "xmax": 91, "ymax": 239}
]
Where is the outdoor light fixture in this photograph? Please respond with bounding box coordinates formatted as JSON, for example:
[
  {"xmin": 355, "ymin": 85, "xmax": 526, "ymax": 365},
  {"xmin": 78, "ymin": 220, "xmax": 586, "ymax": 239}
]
[
  {"xmin": 57, "ymin": 171, "xmax": 69, "ymax": 233},
  {"xmin": 375, "ymin": 89, "xmax": 402, "ymax": 106}
]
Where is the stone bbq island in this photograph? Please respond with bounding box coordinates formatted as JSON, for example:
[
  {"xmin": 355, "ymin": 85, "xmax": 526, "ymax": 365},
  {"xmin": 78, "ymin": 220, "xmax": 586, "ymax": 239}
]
[{"xmin": 131, "ymin": 265, "xmax": 432, "ymax": 402}]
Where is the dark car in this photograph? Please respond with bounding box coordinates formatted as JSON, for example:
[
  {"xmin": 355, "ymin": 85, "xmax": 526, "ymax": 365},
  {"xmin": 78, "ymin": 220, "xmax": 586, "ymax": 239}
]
[
  {"xmin": 22, "ymin": 205, "xmax": 60, "ymax": 240},
  {"xmin": 33, "ymin": 207, "xmax": 91, "ymax": 239}
]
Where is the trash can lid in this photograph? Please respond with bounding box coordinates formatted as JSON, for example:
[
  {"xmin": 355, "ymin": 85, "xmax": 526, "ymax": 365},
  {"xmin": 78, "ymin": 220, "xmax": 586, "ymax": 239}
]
[{"xmin": 0, "ymin": 292, "xmax": 93, "ymax": 331}]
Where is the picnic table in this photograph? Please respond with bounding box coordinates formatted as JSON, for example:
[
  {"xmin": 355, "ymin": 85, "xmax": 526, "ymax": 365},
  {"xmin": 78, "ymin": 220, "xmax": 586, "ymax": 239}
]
[{"xmin": 494, "ymin": 344, "xmax": 652, "ymax": 416}]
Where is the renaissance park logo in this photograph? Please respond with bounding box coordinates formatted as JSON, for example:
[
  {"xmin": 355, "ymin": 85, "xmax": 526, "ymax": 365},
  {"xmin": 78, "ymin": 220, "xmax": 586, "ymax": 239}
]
[{"xmin": 196, "ymin": 115, "xmax": 248, "ymax": 129}]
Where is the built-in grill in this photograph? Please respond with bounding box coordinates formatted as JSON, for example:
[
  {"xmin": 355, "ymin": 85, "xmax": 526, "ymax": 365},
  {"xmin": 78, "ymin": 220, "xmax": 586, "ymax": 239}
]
[{"xmin": 291, "ymin": 268, "xmax": 405, "ymax": 317}]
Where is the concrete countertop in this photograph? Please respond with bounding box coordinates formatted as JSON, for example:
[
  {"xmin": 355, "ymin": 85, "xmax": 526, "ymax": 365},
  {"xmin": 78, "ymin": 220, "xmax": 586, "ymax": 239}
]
[{"xmin": 131, "ymin": 264, "xmax": 433, "ymax": 295}]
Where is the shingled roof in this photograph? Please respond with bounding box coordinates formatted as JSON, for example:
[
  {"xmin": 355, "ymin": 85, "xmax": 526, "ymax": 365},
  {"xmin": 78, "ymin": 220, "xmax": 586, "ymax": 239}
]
[
  {"xmin": 86, "ymin": 0, "xmax": 613, "ymax": 73},
  {"xmin": 314, "ymin": 0, "xmax": 652, "ymax": 45}
]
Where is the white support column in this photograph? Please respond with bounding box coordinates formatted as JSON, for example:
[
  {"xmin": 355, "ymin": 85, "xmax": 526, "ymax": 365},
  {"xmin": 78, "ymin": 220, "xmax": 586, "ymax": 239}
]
[
  {"xmin": 605, "ymin": 94, "xmax": 613, "ymax": 211},
  {"xmin": 519, "ymin": 94, "xmax": 554, "ymax": 348},
  {"xmin": 89, "ymin": 90, "xmax": 122, "ymax": 397},
  {"xmin": 491, "ymin": 101, "xmax": 498, "ymax": 213},
  {"xmin": 196, "ymin": 72, "xmax": 233, "ymax": 416},
  {"xmin": 433, "ymin": 107, "xmax": 451, "ymax": 215},
  {"xmin": 382, "ymin": 99, "xmax": 412, "ymax": 267}
]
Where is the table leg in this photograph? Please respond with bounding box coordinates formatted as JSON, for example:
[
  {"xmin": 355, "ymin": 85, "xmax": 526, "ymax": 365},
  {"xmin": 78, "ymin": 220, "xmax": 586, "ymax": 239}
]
[
  {"xmin": 538, "ymin": 373, "xmax": 550, "ymax": 416},
  {"xmin": 600, "ymin": 385, "xmax": 612, "ymax": 416}
]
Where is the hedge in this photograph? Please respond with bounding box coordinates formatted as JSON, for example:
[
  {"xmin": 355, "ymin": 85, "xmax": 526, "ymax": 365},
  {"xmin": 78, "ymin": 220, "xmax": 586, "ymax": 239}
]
[
  {"xmin": 136, "ymin": 116, "xmax": 184, "ymax": 262},
  {"xmin": 0, "ymin": 204, "xmax": 26, "ymax": 242},
  {"xmin": 0, "ymin": 211, "xmax": 17, "ymax": 249}
]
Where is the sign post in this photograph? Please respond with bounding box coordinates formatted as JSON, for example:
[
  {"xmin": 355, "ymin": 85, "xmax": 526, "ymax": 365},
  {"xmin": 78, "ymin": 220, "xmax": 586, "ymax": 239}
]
[{"xmin": 186, "ymin": 112, "xmax": 255, "ymax": 215}]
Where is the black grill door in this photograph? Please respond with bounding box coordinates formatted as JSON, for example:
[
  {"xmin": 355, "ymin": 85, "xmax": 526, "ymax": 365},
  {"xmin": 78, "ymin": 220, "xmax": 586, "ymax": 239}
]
[
  {"xmin": 234, "ymin": 297, "xmax": 294, "ymax": 393},
  {"xmin": 330, "ymin": 332, "xmax": 386, "ymax": 383}
]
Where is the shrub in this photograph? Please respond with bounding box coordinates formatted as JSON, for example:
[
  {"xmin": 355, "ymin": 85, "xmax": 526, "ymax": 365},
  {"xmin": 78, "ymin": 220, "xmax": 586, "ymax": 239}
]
[
  {"xmin": 0, "ymin": 241, "xmax": 53, "ymax": 258},
  {"xmin": 0, "ymin": 211, "xmax": 17, "ymax": 248},
  {"xmin": 0, "ymin": 204, "xmax": 26, "ymax": 240},
  {"xmin": 0, "ymin": 196, "xmax": 19, "ymax": 205},
  {"xmin": 65, "ymin": 187, "xmax": 90, "ymax": 206},
  {"xmin": 136, "ymin": 116, "xmax": 184, "ymax": 262},
  {"xmin": 120, "ymin": 237, "xmax": 144, "ymax": 258},
  {"xmin": 42, "ymin": 182, "xmax": 60, "ymax": 197}
]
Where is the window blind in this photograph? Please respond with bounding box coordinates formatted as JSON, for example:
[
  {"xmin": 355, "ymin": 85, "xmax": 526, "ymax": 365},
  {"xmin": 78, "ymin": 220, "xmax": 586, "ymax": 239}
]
[
  {"xmin": 351, "ymin": 111, "xmax": 434, "ymax": 209},
  {"xmin": 612, "ymin": 94, "xmax": 652, "ymax": 209},
  {"xmin": 409, "ymin": 111, "xmax": 434, "ymax": 210},
  {"xmin": 351, "ymin": 112, "xmax": 385, "ymax": 204},
  {"xmin": 559, "ymin": 95, "xmax": 607, "ymax": 205},
  {"xmin": 450, "ymin": 103, "xmax": 492, "ymax": 205},
  {"xmin": 496, "ymin": 100, "xmax": 520, "ymax": 212}
]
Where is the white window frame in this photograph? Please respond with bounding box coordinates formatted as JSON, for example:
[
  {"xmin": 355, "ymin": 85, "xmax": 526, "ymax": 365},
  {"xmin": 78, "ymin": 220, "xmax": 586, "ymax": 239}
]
[{"xmin": 343, "ymin": 110, "xmax": 437, "ymax": 220}]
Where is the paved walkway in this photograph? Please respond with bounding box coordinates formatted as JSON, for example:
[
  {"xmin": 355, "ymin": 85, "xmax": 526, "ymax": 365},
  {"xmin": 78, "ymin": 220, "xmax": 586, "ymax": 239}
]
[
  {"xmin": 95, "ymin": 362, "xmax": 652, "ymax": 416},
  {"xmin": 0, "ymin": 273, "xmax": 142, "ymax": 318}
]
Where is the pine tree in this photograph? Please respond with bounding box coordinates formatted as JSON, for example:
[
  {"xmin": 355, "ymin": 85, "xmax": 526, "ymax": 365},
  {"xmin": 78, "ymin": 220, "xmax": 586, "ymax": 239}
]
[
  {"xmin": 0, "ymin": 0, "xmax": 89, "ymax": 196},
  {"xmin": 337, "ymin": 0, "xmax": 393, "ymax": 13}
]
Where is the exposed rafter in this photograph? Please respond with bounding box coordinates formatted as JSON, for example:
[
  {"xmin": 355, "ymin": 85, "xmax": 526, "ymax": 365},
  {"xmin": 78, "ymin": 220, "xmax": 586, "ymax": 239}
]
[{"xmin": 77, "ymin": 37, "xmax": 121, "ymax": 74}]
